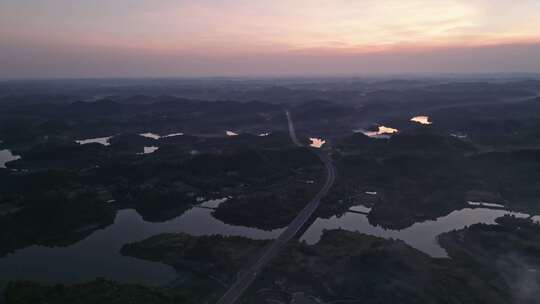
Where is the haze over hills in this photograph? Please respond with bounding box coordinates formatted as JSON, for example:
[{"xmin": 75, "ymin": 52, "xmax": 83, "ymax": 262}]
[{"xmin": 2, "ymin": 1, "xmax": 540, "ymax": 304}]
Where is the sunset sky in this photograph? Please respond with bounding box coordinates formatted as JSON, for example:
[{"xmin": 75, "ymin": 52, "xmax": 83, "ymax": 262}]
[{"xmin": 1, "ymin": 0, "xmax": 540, "ymax": 78}]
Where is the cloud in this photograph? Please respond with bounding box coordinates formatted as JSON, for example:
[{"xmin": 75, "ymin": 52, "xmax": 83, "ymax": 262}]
[
  {"xmin": 1, "ymin": 38, "xmax": 539, "ymax": 78},
  {"xmin": 2, "ymin": 0, "xmax": 540, "ymax": 52},
  {"xmin": 1, "ymin": 0, "xmax": 539, "ymax": 77}
]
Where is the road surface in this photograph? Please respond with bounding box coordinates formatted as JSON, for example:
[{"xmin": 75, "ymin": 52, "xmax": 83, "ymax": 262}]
[
  {"xmin": 215, "ymin": 111, "xmax": 336, "ymax": 304},
  {"xmin": 286, "ymin": 110, "xmax": 302, "ymax": 147}
]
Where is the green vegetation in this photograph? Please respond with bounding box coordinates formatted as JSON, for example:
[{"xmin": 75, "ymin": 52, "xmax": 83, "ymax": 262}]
[
  {"xmin": 245, "ymin": 229, "xmax": 510, "ymax": 303},
  {"xmin": 4, "ymin": 232, "xmax": 271, "ymax": 304},
  {"xmin": 439, "ymin": 216, "xmax": 540, "ymax": 304},
  {"xmin": 122, "ymin": 233, "xmax": 270, "ymax": 284},
  {"xmin": 212, "ymin": 148, "xmax": 324, "ymax": 229},
  {"xmin": 0, "ymin": 169, "xmax": 115, "ymax": 256},
  {"xmin": 322, "ymin": 126, "xmax": 540, "ymax": 229},
  {"xmin": 0, "ymin": 130, "xmax": 321, "ymax": 251},
  {"xmin": 4, "ymin": 279, "xmax": 188, "ymax": 304},
  {"xmin": 7, "ymin": 224, "xmax": 538, "ymax": 304}
]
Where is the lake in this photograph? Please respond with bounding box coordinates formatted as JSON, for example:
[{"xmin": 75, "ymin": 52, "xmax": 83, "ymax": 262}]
[
  {"xmin": 0, "ymin": 203, "xmax": 282, "ymax": 285},
  {"xmin": 0, "ymin": 149, "xmax": 21, "ymax": 168},
  {"xmin": 75, "ymin": 136, "xmax": 113, "ymax": 146},
  {"xmin": 309, "ymin": 137, "xmax": 326, "ymax": 148},
  {"xmin": 411, "ymin": 116, "xmax": 432, "ymax": 125},
  {"xmin": 355, "ymin": 125, "xmax": 399, "ymax": 139},
  {"xmin": 0, "ymin": 193, "xmax": 533, "ymax": 285},
  {"xmin": 301, "ymin": 206, "xmax": 530, "ymax": 257}
]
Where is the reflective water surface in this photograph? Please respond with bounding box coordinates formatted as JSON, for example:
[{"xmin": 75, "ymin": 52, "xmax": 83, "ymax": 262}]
[
  {"xmin": 75, "ymin": 136, "xmax": 113, "ymax": 146},
  {"xmin": 0, "ymin": 206, "xmax": 282, "ymax": 285},
  {"xmin": 140, "ymin": 132, "xmax": 161, "ymax": 140},
  {"xmin": 356, "ymin": 126, "xmax": 399, "ymax": 139},
  {"xmin": 163, "ymin": 133, "xmax": 184, "ymax": 138},
  {"xmin": 467, "ymin": 201, "xmax": 505, "ymax": 208},
  {"xmin": 140, "ymin": 132, "xmax": 184, "ymax": 139},
  {"xmin": 199, "ymin": 197, "xmax": 229, "ymax": 208},
  {"xmin": 0, "ymin": 149, "xmax": 21, "ymax": 168},
  {"xmin": 309, "ymin": 138, "xmax": 326, "ymax": 148},
  {"xmin": 411, "ymin": 116, "xmax": 432, "ymax": 125},
  {"xmin": 302, "ymin": 206, "xmax": 530, "ymax": 258},
  {"xmin": 139, "ymin": 146, "xmax": 159, "ymax": 154}
]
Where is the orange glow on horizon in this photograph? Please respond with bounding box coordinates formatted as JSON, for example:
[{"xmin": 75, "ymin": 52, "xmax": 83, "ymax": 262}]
[
  {"xmin": 3, "ymin": 0, "xmax": 540, "ymax": 56},
  {"xmin": 2, "ymin": 1, "xmax": 540, "ymax": 77}
]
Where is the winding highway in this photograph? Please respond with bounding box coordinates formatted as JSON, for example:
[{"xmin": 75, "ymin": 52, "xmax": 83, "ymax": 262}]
[
  {"xmin": 286, "ymin": 110, "xmax": 302, "ymax": 147},
  {"xmin": 215, "ymin": 110, "xmax": 336, "ymax": 304}
]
